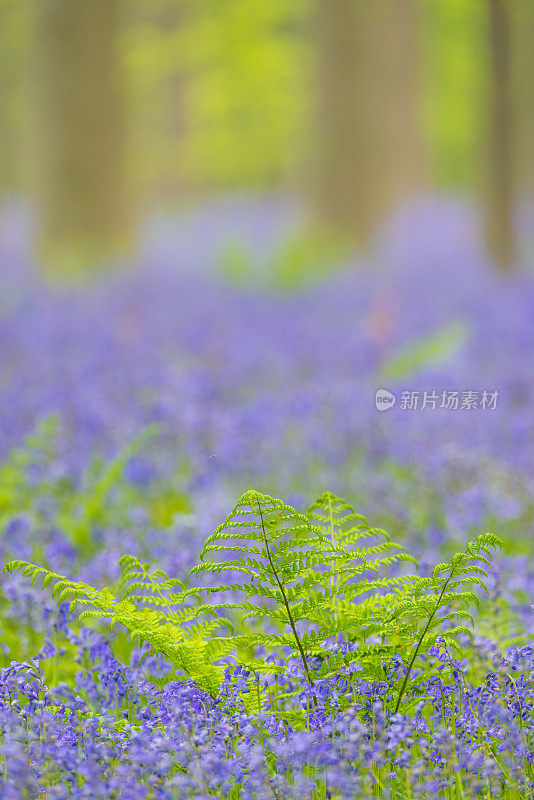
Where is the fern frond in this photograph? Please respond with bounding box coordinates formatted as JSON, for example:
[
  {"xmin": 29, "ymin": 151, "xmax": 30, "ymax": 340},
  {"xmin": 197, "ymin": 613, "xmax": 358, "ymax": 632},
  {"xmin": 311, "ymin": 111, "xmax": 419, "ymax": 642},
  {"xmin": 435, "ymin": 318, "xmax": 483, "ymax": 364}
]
[
  {"xmin": 2, "ymin": 559, "xmax": 224, "ymax": 698},
  {"xmin": 3, "ymin": 491, "xmax": 504, "ymax": 721},
  {"xmin": 394, "ymin": 533, "xmax": 503, "ymax": 712}
]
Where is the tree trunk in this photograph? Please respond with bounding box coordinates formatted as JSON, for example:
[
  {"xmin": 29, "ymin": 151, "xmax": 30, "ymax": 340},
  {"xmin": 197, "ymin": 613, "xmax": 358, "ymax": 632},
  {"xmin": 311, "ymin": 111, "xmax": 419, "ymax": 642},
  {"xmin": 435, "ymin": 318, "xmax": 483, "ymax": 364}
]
[
  {"xmin": 485, "ymin": 0, "xmax": 516, "ymax": 270},
  {"xmin": 312, "ymin": 0, "xmax": 422, "ymax": 247},
  {"xmin": 35, "ymin": 0, "xmax": 129, "ymax": 274},
  {"xmin": 513, "ymin": 0, "xmax": 534, "ymax": 226},
  {"xmin": 0, "ymin": 1, "xmax": 30, "ymax": 201}
]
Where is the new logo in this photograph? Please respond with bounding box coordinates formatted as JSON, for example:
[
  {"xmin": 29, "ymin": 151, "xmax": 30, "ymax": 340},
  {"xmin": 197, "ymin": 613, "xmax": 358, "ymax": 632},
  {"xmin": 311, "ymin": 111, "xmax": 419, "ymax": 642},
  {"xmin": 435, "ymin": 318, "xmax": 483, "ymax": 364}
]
[{"xmin": 375, "ymin": 388, "xmax": 396, "ymax": 411}]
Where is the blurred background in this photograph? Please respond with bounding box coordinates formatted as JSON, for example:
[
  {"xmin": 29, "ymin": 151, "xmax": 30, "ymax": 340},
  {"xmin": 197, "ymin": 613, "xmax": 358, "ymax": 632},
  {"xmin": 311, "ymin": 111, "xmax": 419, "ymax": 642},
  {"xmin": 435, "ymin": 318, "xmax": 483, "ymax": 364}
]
[
  {"xmin": 1, "ymin": 0, "xmax": 534, "ymax": 591},
  {"xmin": 1, "ymin": 0, "xmax": 533, "ymax": 274}
]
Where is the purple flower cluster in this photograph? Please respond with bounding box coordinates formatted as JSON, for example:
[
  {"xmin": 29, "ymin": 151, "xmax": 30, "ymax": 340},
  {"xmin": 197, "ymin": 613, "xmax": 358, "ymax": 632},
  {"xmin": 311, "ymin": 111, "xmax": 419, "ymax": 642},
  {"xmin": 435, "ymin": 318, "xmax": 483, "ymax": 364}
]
[
  {"xmin": 0, "ymin": 606, "xmax": 533, "ymax": 799},
  {"xmin": 1, "ymin": 197, "xmax": 533, "ymax": 508},
  {"xmin": 0, "ymin": 196, "xmax": 533, "ymax": 796}
]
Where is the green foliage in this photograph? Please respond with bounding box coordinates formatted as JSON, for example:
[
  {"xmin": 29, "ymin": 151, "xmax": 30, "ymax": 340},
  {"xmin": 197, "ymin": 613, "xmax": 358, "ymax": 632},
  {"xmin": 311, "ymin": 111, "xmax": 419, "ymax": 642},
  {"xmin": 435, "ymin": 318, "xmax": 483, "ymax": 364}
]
[
  {"xmin": 122, "ymin": 0, "xmax": 489, "ymax": 198},
  {"xmin": 188, "ymin": 488, "xmax": 393, "ymax": 688},
  {"xmin": 3, "ymin": 554, "xmax": 228, "ymax": 698},
  {"xmin": 394, "ymin": 530, "xmax": 505, "ymax": 711},
  {"xmin": 0, "ymin": 419, "xmax": 160, "ymax": 554},
  {"xmin": 305, "ymin": 494, "xmax": 503, "ymax": 687},
  {"xmin": 305, "ymin": 492, "xmax": 420, "ymax": 665},
  {"xmin": 477, "ymin": 594, "xmax": 525, "ymax": 650},
  {"xmin": 378, "ymin": 319, "xmax": 470, "ymax": 381},
  {"xmin": 56, "ymin": 425, "xmax": 160, "ymax": 550},
  {"xmin": 3, "ymin": 489, "xmax": 503, "ymax": 716},
  {"xmin": 0, "ymin": 416, "xmax": 59, "ymax": 528},
  {"xmin": 124, "ymin": 0, "xmax": 309, "ymax": 194},
  {"xmin": 421, "ymin": 0, "xmax": 486, "ymax": 186},
  {"xmin": 220, "ymin": 228, "xmax": 352, "ymax": 290}
]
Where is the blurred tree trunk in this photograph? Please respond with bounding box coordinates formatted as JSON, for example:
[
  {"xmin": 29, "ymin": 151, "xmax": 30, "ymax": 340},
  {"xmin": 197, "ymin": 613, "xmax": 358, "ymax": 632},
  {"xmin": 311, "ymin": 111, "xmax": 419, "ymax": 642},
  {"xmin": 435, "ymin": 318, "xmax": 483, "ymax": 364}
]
[
  {"xmin": 514, "ymin": 0, "xmax": 534, "ymax": 226},
  {"xmin": 35, "ymin": 0, "xmax": 129, "ymax": 274},
  {"xmin": 0, "ymin": 0, "xmax": 30, "ymax": 201},
  {"xmin": 159, "ymin": 4, "xmax": 190, "ymax": 205},
  {"xmin": 0, "ymin": 4, "xmax": 20, "ymax": 198},
  {"xmin": 485, "ymin": 0, "xmax": 516, "ymax": 270},
  {"xmin": 313, "ymin": 0, "xmax": 422, "ymax": 247}
]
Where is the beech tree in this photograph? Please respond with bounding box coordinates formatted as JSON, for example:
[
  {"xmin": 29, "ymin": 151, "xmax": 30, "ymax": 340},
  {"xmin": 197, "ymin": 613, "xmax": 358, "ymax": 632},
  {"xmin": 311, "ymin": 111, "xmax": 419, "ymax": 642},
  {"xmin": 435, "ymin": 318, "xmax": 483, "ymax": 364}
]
[
  {"xmin": 485, "ymin": 0, "xmax": 516, "ymax": 270},
  {"xmin": 35, "ymin": 0, "xmax": 129, "ymax": 272},
  {"xmin": 313, "ymin": 0, "xmax": 422, "ymax": 247}
]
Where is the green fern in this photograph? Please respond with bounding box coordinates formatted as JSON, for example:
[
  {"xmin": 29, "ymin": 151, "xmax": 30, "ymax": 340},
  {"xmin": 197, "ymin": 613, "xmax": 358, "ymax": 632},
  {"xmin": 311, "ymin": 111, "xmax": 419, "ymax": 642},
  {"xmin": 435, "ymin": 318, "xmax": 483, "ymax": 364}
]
[
  {"xmin": 2, "ymin": 489, "xmax": 504, "ymax": 716},
  {"xmin": 393, "ymin": 531, "xmax": 504, "ymax": 711},
  {"xmin": 3, "ymin": 557, "xmax": 228, "ymax": 698},
  {"xmin": 305, "ymin": 491, "xmax": 433, "ymax": 678},
  {"xmin": 189, "ymin": 488, "xmax": 355, "ymax": 688},
  {"xmin": 306, "ymin": 494, "xmax": 503, "ymax": 689},
  {"xmin": 306, "ymin": 492, "xmax": 418, "ymax": 637}
]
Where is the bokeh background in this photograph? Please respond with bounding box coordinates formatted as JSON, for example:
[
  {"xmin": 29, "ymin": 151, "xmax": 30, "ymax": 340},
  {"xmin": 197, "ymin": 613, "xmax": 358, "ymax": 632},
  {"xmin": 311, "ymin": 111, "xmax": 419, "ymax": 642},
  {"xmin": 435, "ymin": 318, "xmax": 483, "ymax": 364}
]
[
  {"xmin": 2, "ymin": 0, "xmax": 534, "ymax": 270},
  {"xmin": 0, "ymin": 0, "xmax": 533, "ymax": 600}
]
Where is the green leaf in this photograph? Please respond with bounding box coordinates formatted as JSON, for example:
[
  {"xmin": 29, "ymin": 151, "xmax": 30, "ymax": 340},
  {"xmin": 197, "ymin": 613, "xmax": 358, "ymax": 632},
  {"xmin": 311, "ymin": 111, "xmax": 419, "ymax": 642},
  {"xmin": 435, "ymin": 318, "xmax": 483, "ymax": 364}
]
[{"xmin": 378, "ymin": 319, "xmax": 470, "ymax": 381}]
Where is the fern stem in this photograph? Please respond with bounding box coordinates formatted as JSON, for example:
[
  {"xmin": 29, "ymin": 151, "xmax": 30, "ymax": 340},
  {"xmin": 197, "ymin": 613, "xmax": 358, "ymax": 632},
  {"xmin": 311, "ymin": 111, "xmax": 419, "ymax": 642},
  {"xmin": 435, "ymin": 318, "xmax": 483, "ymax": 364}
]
[
  {"xmin": 394, "ymin": 569, "xmax": 454, "ymax": 714},
  {"xmin": 257, "ymin": 504, "xmax": 316, "ymax": 692}
]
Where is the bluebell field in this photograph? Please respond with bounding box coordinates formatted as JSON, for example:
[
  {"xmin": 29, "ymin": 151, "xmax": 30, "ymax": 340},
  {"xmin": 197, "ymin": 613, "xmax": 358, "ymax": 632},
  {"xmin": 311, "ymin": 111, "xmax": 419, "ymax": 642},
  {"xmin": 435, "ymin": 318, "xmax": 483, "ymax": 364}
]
[{"xmin": 0, "ymin": 198, "xmax": 533, "ymax": 799}]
